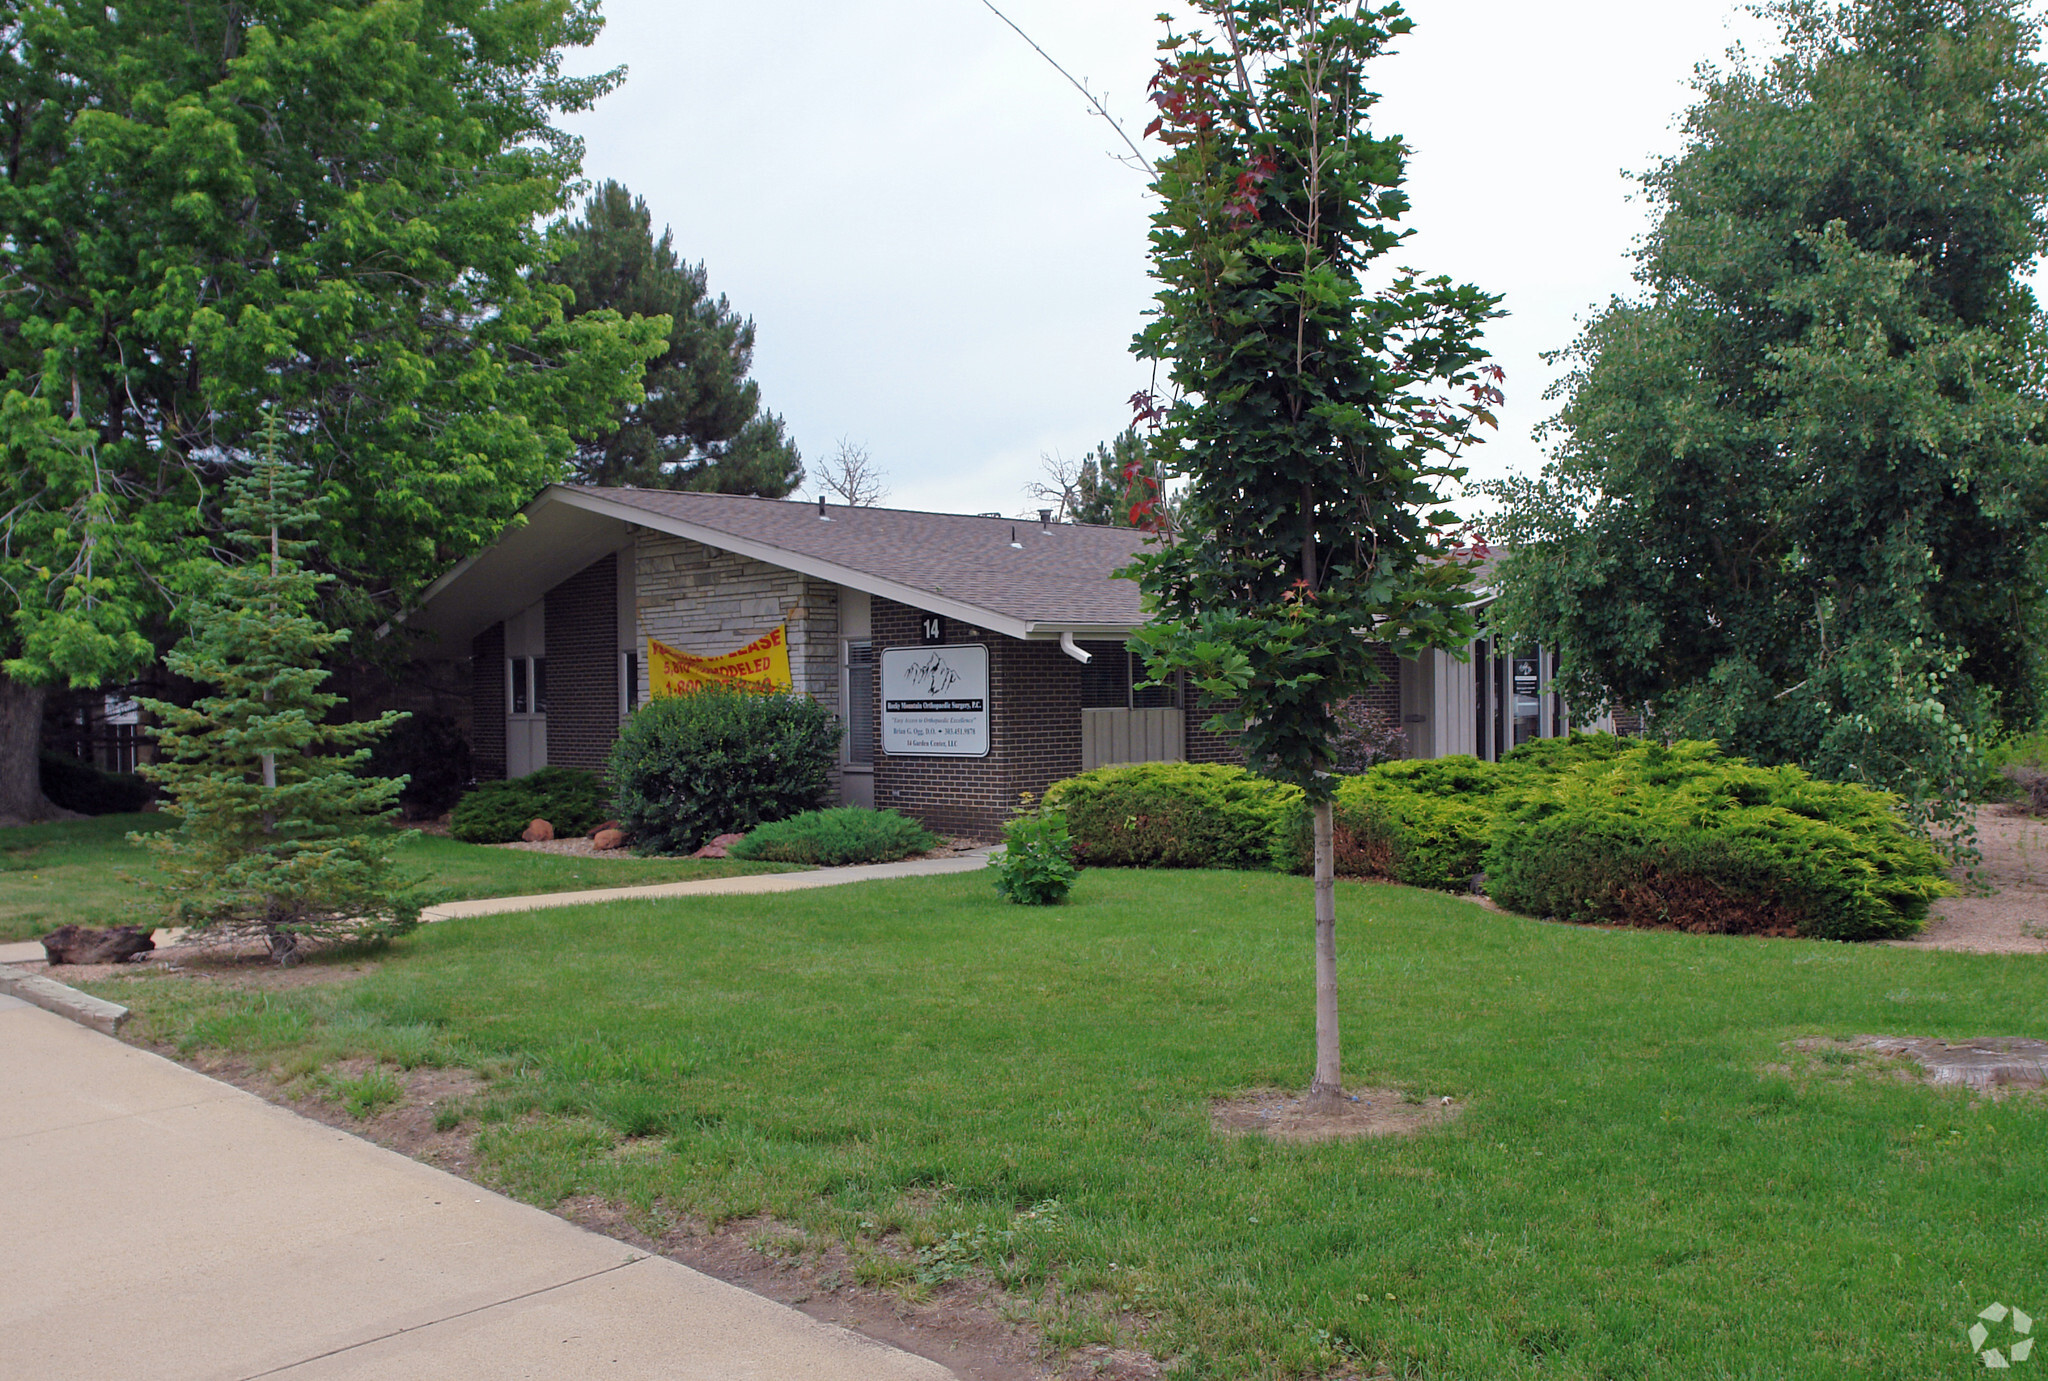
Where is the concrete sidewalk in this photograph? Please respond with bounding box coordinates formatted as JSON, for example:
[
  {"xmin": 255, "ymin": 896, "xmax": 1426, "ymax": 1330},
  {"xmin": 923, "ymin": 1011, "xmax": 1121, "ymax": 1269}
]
[
  {"xmin": 0, "ymin": 992, "xmax": 955, "ymax": 1380},
  {"xmin": 420, "ymin": 848, "xmax": 995, "ymax": 923}
]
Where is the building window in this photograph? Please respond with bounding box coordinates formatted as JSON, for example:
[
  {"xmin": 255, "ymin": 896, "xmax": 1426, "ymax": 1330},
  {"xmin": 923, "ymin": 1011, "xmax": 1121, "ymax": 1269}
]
[
  {"xmin": 1078, "ymin": 643, "xmax": 1179, "ymax": 710},
  {"xmin": 621, "ymin": 650, "xmax": 639, "ymax": 717},
  {"xmin": 509, "ymin": 657, "xmax": 546, "ymax": 716},
  {"xmin": 845, "ymin": 640, "xmax": 875, "ymax": 767}
]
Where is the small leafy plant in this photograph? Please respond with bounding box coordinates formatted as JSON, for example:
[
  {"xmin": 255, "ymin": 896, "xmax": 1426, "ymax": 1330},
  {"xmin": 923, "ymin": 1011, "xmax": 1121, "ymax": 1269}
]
[{"xmin": 990, "ymin": 801, "xmax": 1077, "ymax": 906}]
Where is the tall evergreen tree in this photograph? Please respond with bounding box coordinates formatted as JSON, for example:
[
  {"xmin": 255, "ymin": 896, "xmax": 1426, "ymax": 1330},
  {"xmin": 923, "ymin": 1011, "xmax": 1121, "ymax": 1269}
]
[
  {"xmin": 1486, "ymin": 0, "xmax": 2048, "ymax": 838},
  {"xmin": 547, "ymin": 181, "xmax": 804, "ymax": 495},
  {"xmin": 137, "ymin": 421, "xmax": 415, "ymax": 964},
  {"xmin": 0, "ymin": 1, "xmax": 663, "ymax": 823}
]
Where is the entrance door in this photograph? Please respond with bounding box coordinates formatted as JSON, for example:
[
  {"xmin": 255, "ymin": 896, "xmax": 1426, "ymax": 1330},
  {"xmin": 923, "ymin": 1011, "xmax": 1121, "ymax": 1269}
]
[{"xmin": 506, "ymin": 602, "xmax": 547, "ymax": 777}]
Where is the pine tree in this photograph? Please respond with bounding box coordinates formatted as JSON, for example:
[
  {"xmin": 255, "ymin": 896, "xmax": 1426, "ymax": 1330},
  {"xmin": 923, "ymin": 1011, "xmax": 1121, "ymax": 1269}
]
[
  {"xmin": 547, "ymin": 181, "xmax": 804, "ymax": 495},
  {"xmin": 137, "ymin": 422, "xmax": 417, "ymax": 963}
]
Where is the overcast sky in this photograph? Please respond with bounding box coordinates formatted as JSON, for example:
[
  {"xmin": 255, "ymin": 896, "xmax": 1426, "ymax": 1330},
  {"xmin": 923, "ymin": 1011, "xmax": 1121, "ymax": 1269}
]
[{"xmin": 557, "ymin": 1, "xmax": 1781, "ymax": 520}]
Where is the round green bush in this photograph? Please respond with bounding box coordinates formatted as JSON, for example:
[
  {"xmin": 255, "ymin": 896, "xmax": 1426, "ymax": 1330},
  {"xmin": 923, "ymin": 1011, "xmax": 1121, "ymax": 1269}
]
[
  {"xmin": 730, "ymin": 807, "xmax": 937, "ymax": 866},
  {"xmin": 449, "ymin": 766, "xmax": 612, "ymax": 844},
  {"xmin": 608, "ymin": 687, "xmax": 841, "ymax": 855}
]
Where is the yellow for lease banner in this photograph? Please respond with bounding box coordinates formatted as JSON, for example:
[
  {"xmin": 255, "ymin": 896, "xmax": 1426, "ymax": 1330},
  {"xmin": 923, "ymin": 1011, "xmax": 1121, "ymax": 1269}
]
[{"xmin": 647, "ymin": 626, "xmax": 793, "ymax": 696}]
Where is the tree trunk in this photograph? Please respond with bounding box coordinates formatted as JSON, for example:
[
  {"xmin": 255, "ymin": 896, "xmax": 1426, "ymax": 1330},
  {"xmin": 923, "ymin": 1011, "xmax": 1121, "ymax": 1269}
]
[
  {"xmin": 0, "ymin": 673, "xmax": 51, "ymax": 826},
  {"xmin": 1309, "ymin": 796, "xmax": 1342, "ymax": 1101}
]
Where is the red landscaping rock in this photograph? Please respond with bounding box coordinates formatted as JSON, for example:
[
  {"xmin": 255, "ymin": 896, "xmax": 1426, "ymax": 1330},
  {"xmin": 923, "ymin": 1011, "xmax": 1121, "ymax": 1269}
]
[
  {"xmin": 592, "ymin": 829, "xmax": 627, "ymax": 851},
  {"xmin": 521, "ymin": 818, "xmax": 555, "ymax": 842},
  {"xmin": 587, "ymin": 819, "xmax": 621, "ymax": 839},
  {"xmin": 690, "ymin": 833, "xmax": 746, "ymax": 860}
]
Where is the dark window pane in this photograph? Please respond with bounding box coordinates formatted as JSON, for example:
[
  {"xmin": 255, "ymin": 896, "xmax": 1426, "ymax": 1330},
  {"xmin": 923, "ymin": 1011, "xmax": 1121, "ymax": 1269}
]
[
  {"xmin": 532, "ymin": 658, "xmax": 547, "ymax": 716},
  {"xmin": 624, "ymin": 653, "xmax": 639, "ymax": 712},
  {"xmin": 847, "ymin": 642, "xmax": 875, "ymax": 766},
  {"xmin": 510, "ymin": 657, "xmax": 528, "ymax": 715},
  {"xmin": 1077, "ymin": 641, "xmax": 1130, "ymax": 708},
  {"xmin": 1131, "ymin": 659, "xmax": 1179, "ymax": 709}
]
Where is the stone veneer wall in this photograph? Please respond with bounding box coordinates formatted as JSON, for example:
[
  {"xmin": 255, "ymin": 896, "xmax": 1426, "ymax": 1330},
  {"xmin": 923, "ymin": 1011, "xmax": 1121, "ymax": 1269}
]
[
  {"xmin": 542, "ymin": 553, "xmax": 619, "ymax": 772},
  {"xmin": 471, "ymin": 622, "xmax": 506, "ymax": 780},
  {"xmin": 868, "ymin": 598, "xmax": 1087, "ymax": 839},
  {"xmin": 632, "ymin": 534, "xmax": 839, "ymax": 703}
]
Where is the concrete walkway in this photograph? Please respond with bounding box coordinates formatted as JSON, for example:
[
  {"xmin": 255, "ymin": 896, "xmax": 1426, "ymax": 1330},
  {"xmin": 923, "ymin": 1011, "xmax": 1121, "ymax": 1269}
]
[
  {"xmin": 420, "ymin": 848, "xmax": 995, "ymax": 923},
  {"xmin": 0, "ymin": 990, "xmax": 956, "ymax": 1380}
]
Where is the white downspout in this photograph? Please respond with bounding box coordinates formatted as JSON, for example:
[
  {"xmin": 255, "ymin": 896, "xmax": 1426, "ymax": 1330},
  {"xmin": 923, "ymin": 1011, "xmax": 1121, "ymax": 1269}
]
[{"xmin": 1059, "ymin": 632, "xmax": 1092, "ymax": 664}]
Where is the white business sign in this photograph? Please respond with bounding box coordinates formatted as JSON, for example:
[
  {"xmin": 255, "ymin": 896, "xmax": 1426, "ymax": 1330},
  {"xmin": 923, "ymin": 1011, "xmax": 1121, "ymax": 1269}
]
[{"xmin": 881, "ymin": 644, "xmax": 990, "ymax": 758}]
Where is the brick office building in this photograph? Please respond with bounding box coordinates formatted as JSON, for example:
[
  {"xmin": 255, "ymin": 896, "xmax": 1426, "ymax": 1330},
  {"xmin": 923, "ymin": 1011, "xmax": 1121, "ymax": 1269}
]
[{"xmin": 403, "ymin": 486, "xmax": 1586, "ymax": 838}]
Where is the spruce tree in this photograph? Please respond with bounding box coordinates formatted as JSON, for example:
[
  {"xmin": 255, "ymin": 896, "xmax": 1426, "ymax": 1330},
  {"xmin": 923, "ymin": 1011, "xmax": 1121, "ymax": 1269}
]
[{"xmin": 137, "ymin": 423, "xmax": 416, "ymax": 963}]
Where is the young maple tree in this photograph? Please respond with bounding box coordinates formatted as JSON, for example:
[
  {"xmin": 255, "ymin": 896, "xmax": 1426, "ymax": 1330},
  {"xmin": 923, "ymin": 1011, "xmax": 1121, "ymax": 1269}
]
[{"xmin": 1126, "ymin": 0, "xmax": 1502, "ymax": 1100}]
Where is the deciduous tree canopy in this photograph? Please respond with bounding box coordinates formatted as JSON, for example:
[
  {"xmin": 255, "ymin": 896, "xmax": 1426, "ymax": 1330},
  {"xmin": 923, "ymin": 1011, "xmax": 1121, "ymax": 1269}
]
[
  {"xmin": 0, "ymin": 0, "xmax": 663, "ymax": 819},
  {"xmin": 1125, "ymin": 0, "xmax": 1502, "ymax": 1098},
  {"xmin": 1486, "ymin": 0, "xmax": 2048, "ymax": 833}
]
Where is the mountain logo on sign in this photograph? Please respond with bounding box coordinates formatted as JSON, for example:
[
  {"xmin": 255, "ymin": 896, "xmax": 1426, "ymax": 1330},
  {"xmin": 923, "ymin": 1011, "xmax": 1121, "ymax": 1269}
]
[{"xmin": 903, "ymin": 654, "xmax": 962, "ymax": 695}]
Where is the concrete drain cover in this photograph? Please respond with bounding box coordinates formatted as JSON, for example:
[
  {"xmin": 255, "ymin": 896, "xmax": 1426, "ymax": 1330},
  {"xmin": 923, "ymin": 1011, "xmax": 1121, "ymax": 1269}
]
[{"xmin": 1853, "ymin": 1037, "xmax": 2048, "ymax": 1092}]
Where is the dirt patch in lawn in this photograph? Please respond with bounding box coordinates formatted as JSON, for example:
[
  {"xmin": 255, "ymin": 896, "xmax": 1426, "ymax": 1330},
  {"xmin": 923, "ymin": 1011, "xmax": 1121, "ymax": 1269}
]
[
  {"xmin": 1775, "ymin": 1036, "xmax": 2048, "ymax": 1098},
  {"xmin": 1211, "ymin": 1087, "xmax": 1461, "ymax": 1143},
  {"xmin": 550, "ymin": 1201, "xmax": 1160, "ymax": 1381},
  {"xmin": 1895, "ymin": 807, "xmax": 2048, "ymax": 955}
]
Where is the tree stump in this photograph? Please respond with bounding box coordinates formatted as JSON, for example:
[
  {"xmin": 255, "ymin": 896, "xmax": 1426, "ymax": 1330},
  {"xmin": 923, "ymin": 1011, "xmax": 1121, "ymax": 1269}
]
[{"xmin": 40, "ymin": 925, "xmax": 155, "ymax": 965}]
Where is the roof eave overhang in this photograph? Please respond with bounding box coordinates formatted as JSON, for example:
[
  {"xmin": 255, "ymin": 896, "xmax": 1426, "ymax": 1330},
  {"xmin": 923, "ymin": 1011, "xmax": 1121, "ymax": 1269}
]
[{"xmin": 551, "ymin": 487, "xmax": 1051, "ymax": 639}]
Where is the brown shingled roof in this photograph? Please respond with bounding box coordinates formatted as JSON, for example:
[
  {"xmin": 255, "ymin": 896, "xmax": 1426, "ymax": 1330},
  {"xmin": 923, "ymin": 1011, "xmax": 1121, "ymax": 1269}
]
[{"xmin": 559, "ymin": 486, "xmax": 1153, "ymax": 632}]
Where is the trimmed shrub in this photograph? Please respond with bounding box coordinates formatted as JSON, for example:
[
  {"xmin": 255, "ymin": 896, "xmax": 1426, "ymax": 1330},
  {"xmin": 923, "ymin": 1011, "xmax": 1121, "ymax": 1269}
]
[
  {"xmin": 39, "ymin": 751, "xmax": 153, "ymax": 815},
  {"xmin": 731, "ymin": 807, "xmax": 937, "ymax": 866},
  {"xmin": 1278, "ymin": 758, "xmax": 1501, "ymax": 889},
  {"xmin": 609, "ymin": 687, "xmax": 841, "ymax": 855},
  {"xmin": 1483, "ymin": 743, "xmax": 1950, "ymax": 941},
  {"xmin": 991, "ymin": 806, "xmax": 1078, "ymax": 904},
  {"xmin": 359, "ymin": 711, "xmax": 473, "ymax": 820},
  {"xmin": 1044, "ymin": 762, "xmax": 1301, "ymax": 870},
  {"xmin": 449, "ymin": 767, "xmax": 612, "ymax": 844}
]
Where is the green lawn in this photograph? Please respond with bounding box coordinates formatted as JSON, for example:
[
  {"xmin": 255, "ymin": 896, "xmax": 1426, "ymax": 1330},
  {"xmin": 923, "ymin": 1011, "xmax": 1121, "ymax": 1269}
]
[
  {"xmin": 78, "ymin": 868, "xmax": 2048, "ymax": 1378},
  {"xmin": 0, "ymin": 814, "xmax": 794, "ymax": 942}
]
